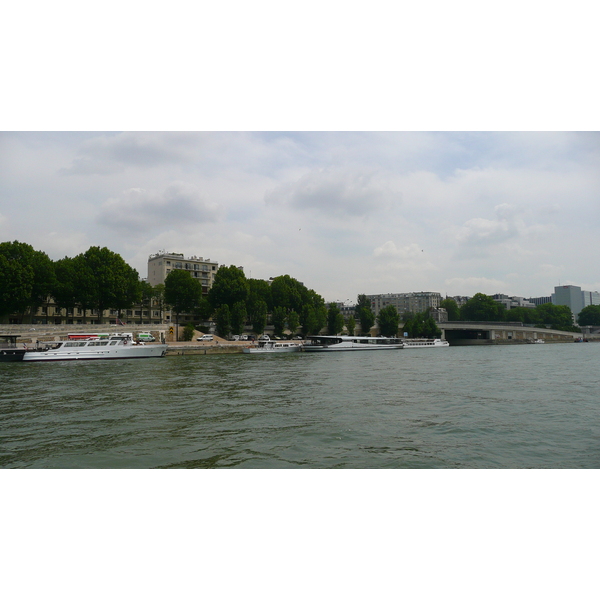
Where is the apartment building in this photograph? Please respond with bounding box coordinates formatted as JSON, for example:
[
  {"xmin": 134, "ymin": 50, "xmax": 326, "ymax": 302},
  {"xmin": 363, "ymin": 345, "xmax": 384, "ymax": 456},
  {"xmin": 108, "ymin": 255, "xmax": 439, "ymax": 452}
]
[
  {"xmin": 147, "ymin": 252, "xmax": 218, "ymax": 295},
  {"xmin": 366, "ymin": 292, "xmax": 442, "ymax": 316},
  {"xmin": 492, "ymin": 294, "xmax": 536, "ymax": 310}
]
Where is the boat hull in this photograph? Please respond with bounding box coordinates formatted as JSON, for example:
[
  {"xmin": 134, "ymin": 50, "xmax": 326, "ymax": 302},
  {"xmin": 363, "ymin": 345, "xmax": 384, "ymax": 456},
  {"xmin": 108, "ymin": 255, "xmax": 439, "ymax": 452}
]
[
  {"xmin": 243, "ymin": 344, "xmax": 301, "ymax": 354},
  {"xmin": 22, "ymin": 345, "xmax": 168, "ymax": 362},
  {"xmin": 0, "ymin": 349, "xmax": 28, "ymax": 362},
  {"xmin": 401, "ymin": 339, "xmax": 449, "ymax": 349},
  {"xmin": 303, "ymin": 345, "xmax": 403, "ymax": 351}
]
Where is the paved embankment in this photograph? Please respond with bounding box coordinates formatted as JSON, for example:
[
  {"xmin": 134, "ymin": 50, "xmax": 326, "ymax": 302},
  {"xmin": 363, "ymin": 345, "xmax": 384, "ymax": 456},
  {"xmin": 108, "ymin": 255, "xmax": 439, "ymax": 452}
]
[{"xmin": 166, "ymin": 341, "xmax": 246, "ymax": 355}]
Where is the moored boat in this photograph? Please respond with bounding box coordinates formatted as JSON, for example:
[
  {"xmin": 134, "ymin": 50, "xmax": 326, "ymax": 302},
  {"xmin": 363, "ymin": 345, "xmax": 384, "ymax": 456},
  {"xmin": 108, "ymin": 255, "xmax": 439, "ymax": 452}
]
[
  {"xmin": 22, "ymin": 333, "xmax": 167, "ymax": 362},
  {"xmin": 0, "ymin": 335, "xmax": 29, "ymax": 362},
  {"xmin": 303, "ymin": 335, "xmax": 404, "ymax": 351},
  {"xmin": 243, "ymin": 337, "xmax": 301, "ymax": 354},
  {"xmin": 401, "ymin": 338, "xmax": 449, "ymax": 348}
]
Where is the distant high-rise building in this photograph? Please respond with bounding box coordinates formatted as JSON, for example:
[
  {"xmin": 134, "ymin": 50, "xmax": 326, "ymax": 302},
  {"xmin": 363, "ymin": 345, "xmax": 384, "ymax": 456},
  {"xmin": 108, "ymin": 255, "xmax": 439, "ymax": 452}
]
[{"xmin": 552, "ymin": 285, "xmax": 583, "ymax": 321}]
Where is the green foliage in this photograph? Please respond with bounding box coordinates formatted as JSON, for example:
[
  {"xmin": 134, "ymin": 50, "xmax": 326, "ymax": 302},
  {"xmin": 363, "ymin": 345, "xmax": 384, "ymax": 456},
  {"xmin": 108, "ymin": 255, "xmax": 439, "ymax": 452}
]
[
  {"xmin": 299, "ymin": 291, "xmax": 326, "ymax": 335},
  {"xmin": 440, "ymin": 298, "xmax": 460, "ymax": 321},
  {"xmin": 460, "ymin": 293, "xmax": 506, "ymax": 321},
  {"xmin": 0, "ymin": 241, "xmax": 36, "ymax": 316},
  {"xmin": 505, "ymin": 306, "xmax": 536, "ymax": 324},
  {"xmin": 534, "ymin": 303, "xmax": 573, "ymax": 328},
  {"xmin": 196, "ymin": 296, "xmax": 213, "ymax": 321},
  {"xmin": 230, "ymin": 301, "xmax": 247, "ymax": 335},
  {"xmin": 327, "ymin": 303, "xmax": 345, "ymax": 335},
  {"xmin": 52, "ymin": 256, "xmax": 79, "ymax": 312},
  {"xmin": 301, "ymin": 307, "xmax": 318, "ymax": 336},
  {"xmin": 208, "ymin": 265, "xmax": 248, "ymax": 310},
  {"xmin": 402, "ymin": 311, "xmax": 442, "ymax": 338},
  {"xmin": 578, "ymin": 305, "xmax": 600, "ymax": 326},
  {"xmin": 346, "ymin": 315, "xmax": 356, "ymax": 336},
  {"xmin": 183, "ymin": 322, "xmax": 196, "ymax": 341},
  {"xmin": 377, "ymin": 305, "xmax": 400, "ymax": 337},
  {"xmin": 356, "ymin": 294, "xmax": 375, "ymax": 335},
  {"xmin": 77, "ymin": 246, "xmax": 141, "ymax": 315},
  {"xmin": 164, "ymin": 269, "xmax": 203, "ymax": 319},
  {"xmin": 249, "ymin": 299, "xmax": 268, "ymax": 334},
  {"xmin": 215, "ymin": 304, "xmax": 231, "ymax": 338},
  {"xmin": 271, "ymin": 306, "xmax": 286, "ymax": 337},
  {"xmin": 287, "ymin": 310, "xmax": 300, "ymax": 337},
  {"xmin": 138, "ymin": 280, "xmax": 154, "ymax": 322}
]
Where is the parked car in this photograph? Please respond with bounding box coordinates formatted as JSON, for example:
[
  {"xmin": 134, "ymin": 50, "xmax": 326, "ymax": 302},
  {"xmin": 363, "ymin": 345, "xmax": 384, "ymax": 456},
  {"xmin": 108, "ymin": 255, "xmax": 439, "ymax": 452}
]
[
  {"xmin": 258, "ymin": 334, "xmax": 270, "ymax": 341},
  {"xmin": 137, "ymin": 332, "xmax": 155, "ymax": 342},
  {"xmin": 240, "ymin": 335, "xmax": 248, "ymax": 341},
  {"xmin": 197, "ymin": 334, "xmax": 213, "ymax": 341}
]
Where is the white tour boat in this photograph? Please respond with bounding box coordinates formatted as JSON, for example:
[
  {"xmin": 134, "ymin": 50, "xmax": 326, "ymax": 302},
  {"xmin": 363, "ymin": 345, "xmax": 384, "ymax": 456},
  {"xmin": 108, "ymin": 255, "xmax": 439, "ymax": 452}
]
[
  {"xmin": 243, "ymin": 336, "xmax": 301, "ymax": 354},
  {"xmin": 22, "ymin": 334, "xmax": 168, "ymax": 362},
  {"xmin": 401, "ymin": 338, "xmax": 449, "ymax": 349},
  {"xmin": 303, "ymin": 335, "xmax": 404, "ymax": 352}
]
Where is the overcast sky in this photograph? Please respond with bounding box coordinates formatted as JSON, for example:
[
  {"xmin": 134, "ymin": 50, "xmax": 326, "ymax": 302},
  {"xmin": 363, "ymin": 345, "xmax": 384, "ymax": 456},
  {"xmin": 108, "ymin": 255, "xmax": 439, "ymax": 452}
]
[
  {"xmin": 1, "ymin": 131, "xmax": 598, "ymax": 302},
  {"xmin": 2, "ymin": 4, "xmax": 599, "ymax": 304}
]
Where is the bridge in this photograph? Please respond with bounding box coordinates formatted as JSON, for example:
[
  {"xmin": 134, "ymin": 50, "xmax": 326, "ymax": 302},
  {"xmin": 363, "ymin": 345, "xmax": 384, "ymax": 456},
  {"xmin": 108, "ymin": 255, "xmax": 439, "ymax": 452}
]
[{"xmin": 438, "ymin": 321, "xmax": 576, "ymax": 344}]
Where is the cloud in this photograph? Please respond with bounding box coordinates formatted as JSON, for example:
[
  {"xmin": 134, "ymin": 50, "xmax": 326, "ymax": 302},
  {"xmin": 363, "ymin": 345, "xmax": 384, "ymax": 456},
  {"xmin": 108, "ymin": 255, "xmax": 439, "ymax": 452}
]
[
  {"xmin": 454, "ymin": 203, "xmax": 555, "ymax": 255},
  {"xmin": 374, "ymin": 241, "xmax": 421, "ymax": 259},
  {"xmin": 265, "ymin": 166, "xmax": 390, "ymax": 217},
  {"xmin": 60, "ymin": 132, "xmax": 202, "ymax": 175},
  {"xmin": 96, "ymin": 183, "xmax": 221, "ymax": 233}
]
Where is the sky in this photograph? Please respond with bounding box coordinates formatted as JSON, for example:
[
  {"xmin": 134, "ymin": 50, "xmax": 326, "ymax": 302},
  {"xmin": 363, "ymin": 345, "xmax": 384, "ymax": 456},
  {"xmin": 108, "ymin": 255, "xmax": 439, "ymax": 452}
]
[{"xmin": 1, "ymin": 131, "xmax": 599, "ymax": 303}]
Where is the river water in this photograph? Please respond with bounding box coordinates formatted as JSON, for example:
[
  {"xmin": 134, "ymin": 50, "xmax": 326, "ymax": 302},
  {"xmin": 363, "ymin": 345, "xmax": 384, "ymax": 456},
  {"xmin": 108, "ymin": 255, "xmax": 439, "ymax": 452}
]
[{"xmin": 2, "ymin": 343, "xmax": 600, "ymax": 468}]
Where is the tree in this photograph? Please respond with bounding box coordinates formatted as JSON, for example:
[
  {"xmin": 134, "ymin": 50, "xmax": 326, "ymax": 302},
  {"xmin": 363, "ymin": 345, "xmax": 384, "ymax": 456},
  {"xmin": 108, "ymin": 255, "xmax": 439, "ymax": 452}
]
[
  {"xmin": 27, "ymin": 248, "xmax": 56, "ymax": 321},
  {"xmin": 230, "ymin": 301, "xmax": 247, "ymax": 336},
  {"xmin": 534, "ymin": 303, "xmax": 574, "ymax": 328},
  {"xmin": 196, "ymin": 296, "xmax": 214, "ymax": 321},
  {"xmin": 208, "ymin": 265, "xmax": 248, "ymax": 310},
  {"xmin": 52, "ymin": 256, "xmax": 79, "ymax": 315},
  {"xmin": 270, "ymin": 275, "xmax": 303, "ymax": 313},
  {"xmin": 402, "ymin": 310, "xmax": 441, "ymax": 338},
  {"xmin": 299, "ymin": 290, "xmax": 327, "ymax": 335},
  {"xmin": 183, "ymin": 322, "xmax": 196, "ymax": 341},
  {"xmin": 250, "ymin": 299, "xmax": 268, "ymax": 335},
  {"xmin": 440, "ymin": 298, "xmax": 460, "ymax": 321},
  {"xmin": 76, "ymin": 247, "xmax": 141, "ymax": 320},
  {"xmin": 139, "ymin": 280, "xmax": 154, "ymax": 324},
  {"xmin": 271, "ymin": 306, "xmax": 287, "ymax": 338},
  {"xmin": 0, "ymin": 241, "xmax": 35, "ymax": 317},
  {"xmin": 287, "ymin": 310, "xmax": 300, "ymax": 337},
  {"xmin": 165, "ymin": 269, "xmax": 203, "ymax": 335},
  {"xmin": 152, "ymin": 283, "xmax": 167, "ymax": 322},
  {"xmin": 327, "ymin": 303, "xmax": 345, "ymax": 335},
  {"xmin": 377, "ymin": 305, "xmax": 400, "ymax": 337},
  {"xmin": 346, "ymin": 315, "xmax": 356, "ymax": 336},
  {"xmin": 505, "ymin": 306, "xmax": 536, "ymax": 324},
  {"xmin": 356, "ymin": 294, "xmax": 375, "ymax": 335},
  {"xmin": 215, "ymin": 304, "xmax": 231, "ymax": 338},
  {"xmin": 460, "ymin": 293, "xmax": 506, "ymax": 321},
  {"xmin": 578, "ymin": 305, "xmax": 600, "ymax": 326}
]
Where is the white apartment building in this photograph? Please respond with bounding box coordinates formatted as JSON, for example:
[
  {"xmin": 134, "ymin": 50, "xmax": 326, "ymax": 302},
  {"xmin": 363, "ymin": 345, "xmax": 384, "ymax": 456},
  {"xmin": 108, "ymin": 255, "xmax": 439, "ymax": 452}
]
[
  {"xmin": 492, "ymin": 294, "xmax": 536, "ymax": 310},
  {"xmin": 366, "ymin": 292, "xmax": 442, "ymax": 316},
  {"xmin": 147, "ymin": 252, "xmax": 218, "ymax": 296}
]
